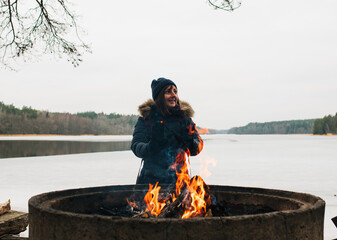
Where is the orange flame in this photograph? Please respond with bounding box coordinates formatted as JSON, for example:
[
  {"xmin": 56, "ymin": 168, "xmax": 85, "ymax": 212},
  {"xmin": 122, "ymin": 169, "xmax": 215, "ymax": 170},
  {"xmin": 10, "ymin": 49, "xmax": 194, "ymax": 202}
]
[
  {"xmin": 187, "ymin": 123, "xmax": 204, "ymax": 155},
  {"xmin": 173, "ymin": 151, "xmax": 209, "ymax": 219},
  {"xmin": 182, "ymin": 176, "xmax": 209, "ymax": 219},
  {"xmin": 197, "ymin": 134, "xmax": 203, "ymax": 154},
  {"xmin": 173, "ymin": 150, "xmax": 191, "ymax": 196},
  {"xmin": 144, "ymin": 182, "xmax": 166, "ymax": 216},
  {"xmin": 126, "ymin": 198, "xmax": 139, "ymax": 209},
  {"xmin": 172, "ymin": 124, "xmax": 208, "ymax": 218}
]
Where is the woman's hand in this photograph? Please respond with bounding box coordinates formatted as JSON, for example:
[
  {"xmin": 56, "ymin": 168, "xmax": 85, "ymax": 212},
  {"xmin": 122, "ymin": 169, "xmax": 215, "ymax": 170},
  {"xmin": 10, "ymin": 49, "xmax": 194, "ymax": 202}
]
[{"xmin": 181, "ymin": 121, "xmax": 203, "ymax": 155}]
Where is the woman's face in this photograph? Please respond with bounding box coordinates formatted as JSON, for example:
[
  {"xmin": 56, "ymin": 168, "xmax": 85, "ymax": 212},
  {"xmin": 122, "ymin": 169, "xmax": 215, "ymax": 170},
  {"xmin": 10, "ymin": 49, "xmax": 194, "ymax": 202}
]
[{"xmin": 164, "ymin": 85, "xmax": 178, "ymax": 109}]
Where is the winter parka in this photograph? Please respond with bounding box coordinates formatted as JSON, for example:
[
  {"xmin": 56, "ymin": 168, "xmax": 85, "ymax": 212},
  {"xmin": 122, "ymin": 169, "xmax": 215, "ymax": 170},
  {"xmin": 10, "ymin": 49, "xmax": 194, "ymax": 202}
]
[{"xmin": 131, "ymin": 99, "xmax": 203, "ymax": 185}]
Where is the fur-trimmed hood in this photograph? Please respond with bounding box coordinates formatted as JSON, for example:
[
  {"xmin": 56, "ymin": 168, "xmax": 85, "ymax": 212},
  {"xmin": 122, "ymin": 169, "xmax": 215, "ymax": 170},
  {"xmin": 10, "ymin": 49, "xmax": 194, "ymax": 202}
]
[{"xmin": 138, "ymin": 99, "xmax": 194, "ymax": 119}]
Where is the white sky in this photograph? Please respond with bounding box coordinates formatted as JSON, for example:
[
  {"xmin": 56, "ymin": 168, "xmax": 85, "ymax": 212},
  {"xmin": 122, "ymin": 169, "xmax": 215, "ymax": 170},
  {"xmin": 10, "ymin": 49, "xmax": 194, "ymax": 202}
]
[{"xmin": 1, "ymin": 0, "xmax": 337, "ymax": 130}]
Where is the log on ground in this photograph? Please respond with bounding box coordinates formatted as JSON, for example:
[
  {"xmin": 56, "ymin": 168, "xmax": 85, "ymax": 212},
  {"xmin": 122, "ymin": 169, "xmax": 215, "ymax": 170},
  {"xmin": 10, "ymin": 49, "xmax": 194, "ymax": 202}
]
[{"xmin": 0, "ymin": 211, "xmax": 28, "ymax": 237}]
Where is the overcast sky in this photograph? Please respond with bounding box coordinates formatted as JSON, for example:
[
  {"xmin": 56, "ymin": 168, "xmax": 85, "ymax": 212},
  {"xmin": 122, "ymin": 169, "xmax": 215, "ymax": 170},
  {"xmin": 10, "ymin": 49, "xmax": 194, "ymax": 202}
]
[{"xmin": 1, "ymin": 0, "xmax": 337, "ymax": 130}]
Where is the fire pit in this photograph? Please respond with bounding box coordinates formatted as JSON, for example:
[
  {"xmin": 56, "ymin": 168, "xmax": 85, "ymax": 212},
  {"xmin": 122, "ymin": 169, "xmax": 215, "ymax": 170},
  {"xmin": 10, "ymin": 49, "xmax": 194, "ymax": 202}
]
[{"xmin": 29, "ymin": 184, "xmax": 325, "ymax": 240}]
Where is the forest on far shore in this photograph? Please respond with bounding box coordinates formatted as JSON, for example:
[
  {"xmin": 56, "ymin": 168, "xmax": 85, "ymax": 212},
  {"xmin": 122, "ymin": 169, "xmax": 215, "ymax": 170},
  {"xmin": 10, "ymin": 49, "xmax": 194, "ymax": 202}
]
[
  {"xmin": 0, "ymin": 101, "xmax": 138, "ymax": 135},
  {"xmin": 227, "ymin": 112, "xmax": 337, "ymax": 135},
  {"xmin": 312, "ymin": 113, "xmax": 337, "ymax": 135},
  {"xmin": 227, "ymin": 119, "xmax": 316, "ymax": 135}
]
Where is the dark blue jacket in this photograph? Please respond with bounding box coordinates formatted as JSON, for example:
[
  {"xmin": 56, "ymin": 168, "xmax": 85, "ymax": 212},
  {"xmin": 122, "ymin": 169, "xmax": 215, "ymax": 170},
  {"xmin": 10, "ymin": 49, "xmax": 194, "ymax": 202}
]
[{"xmin": 131, "ymin": 99, "xmax": 203, "ymax": 185}]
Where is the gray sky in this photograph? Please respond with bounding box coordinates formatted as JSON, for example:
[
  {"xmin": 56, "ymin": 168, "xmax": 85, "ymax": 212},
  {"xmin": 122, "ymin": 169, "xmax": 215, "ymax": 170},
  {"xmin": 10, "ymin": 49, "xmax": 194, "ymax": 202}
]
[{"xmin": 1, "ymin": 0, "xmax": 337, "ymax": 130}]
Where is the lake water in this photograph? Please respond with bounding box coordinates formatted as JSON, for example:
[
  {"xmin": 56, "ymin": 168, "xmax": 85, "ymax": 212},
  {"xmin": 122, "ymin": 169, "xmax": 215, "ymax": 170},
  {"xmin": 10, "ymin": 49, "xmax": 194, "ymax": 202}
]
[
  {"xmin": 0, "ymin": 134, "xmax": 336, "ymax": 239},
  {"xmin": 0, "ymin": 140, "xmax": 131, "ymax": 158}
]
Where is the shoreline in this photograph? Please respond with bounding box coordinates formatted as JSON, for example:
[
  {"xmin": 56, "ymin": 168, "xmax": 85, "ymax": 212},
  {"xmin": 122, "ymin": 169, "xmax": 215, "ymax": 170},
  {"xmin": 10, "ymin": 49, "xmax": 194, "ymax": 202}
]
[
  {"xmin": 0, "ymin": 133, "xmax": 336, "ymax": 137},
  {"xmin": 0, "ymin": 135, "xmax": 133, "ymax": 141},
  {"xmin": 0, "ymin": 134, "xmax": 130, "ymax": 137}
]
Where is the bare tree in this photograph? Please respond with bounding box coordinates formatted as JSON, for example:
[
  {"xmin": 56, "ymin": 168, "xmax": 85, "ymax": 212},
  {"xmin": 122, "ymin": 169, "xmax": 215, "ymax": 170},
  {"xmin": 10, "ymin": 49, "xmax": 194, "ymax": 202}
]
[
  {"xmin": 0, "ymin": 0, "xmax": 240, "ymax": 69},
  {"xmin": 208, "ymin": 0, "xmax": 241, "ymax": 11},
  {"xmin": 0, "ymin": 0, "xmax": 90, "ymax": 69}
]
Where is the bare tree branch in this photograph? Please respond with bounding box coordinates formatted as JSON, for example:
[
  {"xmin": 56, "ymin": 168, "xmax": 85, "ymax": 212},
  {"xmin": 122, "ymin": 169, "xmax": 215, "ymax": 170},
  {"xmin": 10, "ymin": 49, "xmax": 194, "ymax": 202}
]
[
  {"xmin": 7, "ymin": 0, "xmax": 15, "ymax": 44},
  {"xmin": 0, "ymin": 0, "xmax": 90, "ymax": 69},
  {"xmin": 208, "ymin": 0, "xmax": 241, "ymax": 11}
]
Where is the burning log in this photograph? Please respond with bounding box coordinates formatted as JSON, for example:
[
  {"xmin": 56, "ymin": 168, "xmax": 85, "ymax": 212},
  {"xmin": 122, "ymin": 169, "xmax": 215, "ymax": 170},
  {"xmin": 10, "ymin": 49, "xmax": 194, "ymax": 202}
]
[
  {"xmin": 158, "ymin": 187, "xmax": 189, "ymax": 218},
  {"xmin": 0, "ymin": 200, "xmax": 11, "ymax": 216},
  {"xmin": 205, "ymin": 209, "xmax": 213, "ymax": 217},
  {"xmin": 179, "ymin": 175, "xmax": 212, "ymax": 219},
  {"xmin": 132, "ymin": 211, "xmax": 151, "ymax": 218}
]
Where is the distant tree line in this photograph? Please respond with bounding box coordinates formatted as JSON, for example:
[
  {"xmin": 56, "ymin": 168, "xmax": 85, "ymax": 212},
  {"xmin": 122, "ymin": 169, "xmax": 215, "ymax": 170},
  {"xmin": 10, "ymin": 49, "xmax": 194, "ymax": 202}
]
[
  {"xmin": 0, "ymin": 101, "xmax": 138, "ymax": 135},
  {"xmin": 227, "ymin": 119, "xmax": 316, "ymax": 134},
  {"xmin": 312, "ymin": 113, "xmax": 337, "ymax": 135},
  {"xmin": 209, "ymin": 129, "xmax": 228, "ymax": 134}
]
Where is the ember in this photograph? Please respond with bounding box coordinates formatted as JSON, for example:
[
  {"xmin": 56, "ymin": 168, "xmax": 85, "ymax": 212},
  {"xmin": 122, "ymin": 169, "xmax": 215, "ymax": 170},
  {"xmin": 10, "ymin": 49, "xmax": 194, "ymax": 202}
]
[{"xmin": 127, "ymin": 130, "xmax": 213, "ymax": 219}]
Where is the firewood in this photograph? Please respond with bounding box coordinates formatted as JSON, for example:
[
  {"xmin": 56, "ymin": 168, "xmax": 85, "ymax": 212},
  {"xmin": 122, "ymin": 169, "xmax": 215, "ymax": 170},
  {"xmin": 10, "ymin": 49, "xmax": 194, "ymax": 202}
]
[
  {"xmin": 0, "ymin": 211, "xmax": 28, "ymax": 236},
  {"xmin": 0, "ymin": 199, "xmax": 11, "ymax": 216},
  {"xmin": 158, "ymin": 187, "xmax": 190, "ymax": 218},
  {"xmin": 205, "ymin": 209, "xmax": 213, "ymax": 217},
  {"xmin": 132, "ymin": 211, "xmax": 151, "ymax": 218}
]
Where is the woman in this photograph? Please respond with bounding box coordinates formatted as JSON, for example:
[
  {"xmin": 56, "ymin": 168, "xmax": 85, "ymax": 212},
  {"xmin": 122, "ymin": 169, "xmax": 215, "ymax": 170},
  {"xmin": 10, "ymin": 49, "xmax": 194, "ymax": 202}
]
[{"xmin": 131, "ymin": 77, "xmax": 203, "ymax": 185}]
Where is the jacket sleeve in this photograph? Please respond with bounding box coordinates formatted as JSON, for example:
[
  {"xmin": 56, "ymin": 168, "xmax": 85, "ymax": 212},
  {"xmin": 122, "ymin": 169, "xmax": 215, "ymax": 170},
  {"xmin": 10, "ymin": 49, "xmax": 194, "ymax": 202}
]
[
  {"xmin": 183, "ymin": 119, "xmax": 203, "ymax": 156},
  {"xmin": 131, "ymin": 117, "xmax": 151, "ymax": 158}
]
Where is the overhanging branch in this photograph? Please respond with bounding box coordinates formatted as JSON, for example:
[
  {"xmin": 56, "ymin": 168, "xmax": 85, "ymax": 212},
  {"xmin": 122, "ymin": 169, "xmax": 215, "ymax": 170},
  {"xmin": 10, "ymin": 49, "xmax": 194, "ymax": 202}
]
[
  {"xmin": 208, "ymin": 0, "xmax": 241, "ymax": 11},
  {"xmin": 0, "ymin": 0, "xmax": 91, "ymax": 69}
]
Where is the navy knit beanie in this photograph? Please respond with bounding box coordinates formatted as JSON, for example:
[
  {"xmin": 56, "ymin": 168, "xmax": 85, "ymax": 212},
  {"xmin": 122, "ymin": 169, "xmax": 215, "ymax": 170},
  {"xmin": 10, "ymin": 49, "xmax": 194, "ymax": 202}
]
[{"xmin": 151, "ymin": 78, "xmax": 177, "ymax": 100}]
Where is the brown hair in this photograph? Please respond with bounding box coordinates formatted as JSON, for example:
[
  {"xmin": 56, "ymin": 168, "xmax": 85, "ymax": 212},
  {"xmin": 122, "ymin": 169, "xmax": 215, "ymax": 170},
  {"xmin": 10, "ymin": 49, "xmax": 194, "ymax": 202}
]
[{"xmin": 154, "ymin": 85, "xmax": 180, "ymax": 116}]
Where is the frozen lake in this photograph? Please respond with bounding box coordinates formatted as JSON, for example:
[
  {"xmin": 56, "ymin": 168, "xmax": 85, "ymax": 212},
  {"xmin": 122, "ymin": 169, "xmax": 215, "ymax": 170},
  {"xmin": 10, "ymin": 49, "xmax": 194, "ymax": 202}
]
[{"xmin": 1, "ymin": 134, "xmax": 336, "ymax": 239}]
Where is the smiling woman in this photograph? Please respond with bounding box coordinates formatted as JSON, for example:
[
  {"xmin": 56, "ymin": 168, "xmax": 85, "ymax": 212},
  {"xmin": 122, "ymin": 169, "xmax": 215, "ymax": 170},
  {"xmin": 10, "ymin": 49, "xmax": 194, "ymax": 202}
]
[{"xmin": 131, "ymin": 78, "xmax": 203, "ymax": 185}]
